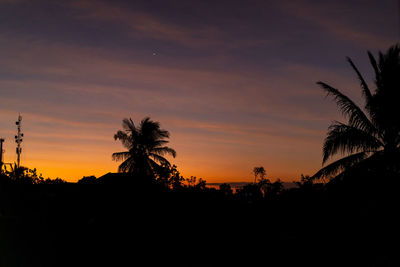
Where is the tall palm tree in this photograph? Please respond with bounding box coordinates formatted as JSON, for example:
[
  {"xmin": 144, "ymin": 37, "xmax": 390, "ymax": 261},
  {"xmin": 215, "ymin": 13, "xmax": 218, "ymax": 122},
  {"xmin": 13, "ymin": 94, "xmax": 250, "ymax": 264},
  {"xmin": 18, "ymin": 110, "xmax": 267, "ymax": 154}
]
[
  {"xmin": 313, "ymin": 44, "xmax": 400, "ymax": 180},
  {"xmin": 112, "ymin": 117, "xmax": 176, "ymax": 178}
]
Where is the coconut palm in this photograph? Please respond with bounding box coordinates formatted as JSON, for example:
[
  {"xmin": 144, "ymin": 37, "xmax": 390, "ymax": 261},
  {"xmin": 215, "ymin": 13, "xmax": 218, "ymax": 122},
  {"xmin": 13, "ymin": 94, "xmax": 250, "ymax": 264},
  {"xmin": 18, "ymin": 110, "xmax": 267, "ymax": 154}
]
[
  {"xmin": 112, "ymin": 117, "xmax": 176, "ymax": 178},
  {"xmin": 313, "ymin": 44, "xmax": 400, "ymax": 179}
]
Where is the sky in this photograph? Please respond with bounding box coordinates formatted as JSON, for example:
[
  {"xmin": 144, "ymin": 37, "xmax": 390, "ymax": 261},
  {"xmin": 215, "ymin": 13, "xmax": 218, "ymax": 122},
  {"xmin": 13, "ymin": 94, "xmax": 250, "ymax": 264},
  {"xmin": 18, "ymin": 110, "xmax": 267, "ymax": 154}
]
[{"xmin": 0, "ymin": 0, "xmax": 398, "ymax": 183}]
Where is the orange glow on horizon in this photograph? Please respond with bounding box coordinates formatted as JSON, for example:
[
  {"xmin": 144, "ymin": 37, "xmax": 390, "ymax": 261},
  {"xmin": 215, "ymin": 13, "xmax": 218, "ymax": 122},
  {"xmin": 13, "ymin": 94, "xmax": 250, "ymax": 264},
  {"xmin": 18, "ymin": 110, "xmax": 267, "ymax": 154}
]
[
  {"xmin": 8, "ymin": 157, "xmax": 317, "ymax": 183},
  {"xmin": 1, "ymin": 0, "xmax": 394, "ymax": 185}
]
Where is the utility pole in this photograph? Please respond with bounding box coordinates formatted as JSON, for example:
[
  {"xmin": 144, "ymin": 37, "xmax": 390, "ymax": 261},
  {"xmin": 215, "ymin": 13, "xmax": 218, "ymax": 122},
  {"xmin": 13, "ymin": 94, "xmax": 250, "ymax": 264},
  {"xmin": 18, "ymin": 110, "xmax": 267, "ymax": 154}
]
[
  {"xmin": 0, "ymin": 138, "xmax": 4, "ymax": 174},
  {"xmin": 15, "ymin": 114, "xmax": 23, "ymax": 169}
]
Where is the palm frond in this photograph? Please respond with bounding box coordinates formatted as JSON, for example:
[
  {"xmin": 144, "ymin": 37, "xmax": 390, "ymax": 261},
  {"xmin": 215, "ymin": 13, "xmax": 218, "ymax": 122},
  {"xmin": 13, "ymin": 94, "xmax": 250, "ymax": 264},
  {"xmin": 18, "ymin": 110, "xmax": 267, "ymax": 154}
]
[
  {"xmin": 122, "ymin": 118, "xmax": 136, "ymax": 133},
  {"xmin": 313, "ymin": 152, "xmax": 368, "ymax": 180},
  {"xmin": 368, "ymin": 51, "xmax": 382, "ymax": 90},
  {"xmin": 140, "ymin": 117, "xmax": 159, "ymax": 134},
  {"xmin": 346, "ymin": 57, "xmax": 373, "ymax": 106},
  {"xmin": 112, "ymin": 151, "xmax": 131, "ymax": 162},
  {"xmin": 150, "ymin": 153, "xmax": 170, "ymax": 166},
  {"xmin": 155, "ymin": 129, "xmax": 170, "ymax": 138},
  {"xmin": 317, "ymin": 81, "xmax": 376, "ymax": 133},
  {"xmin": 322, "ymin": 122, "xmax": 382, "ymax": 163},
  {"xmin": 148, "ymin": 158, "xmax": 163, "ymax": 175},
  {"xmin": 150, "ymin": 146, "xmax": 177, "ymax": 158},
  {"xmin": 118, "ymin": 158, "xmax": 133, "ymax": 173},
  {"xmin": 114, "ymin": 130, "xmax": 127, "ymax": 141},
  {"xmin": 113, "ymin": 131, "xmax": 133, "ymax": 149},
  {"xmin": 149, "ymin": 140, "xmax": 169, "ymax": 147}
]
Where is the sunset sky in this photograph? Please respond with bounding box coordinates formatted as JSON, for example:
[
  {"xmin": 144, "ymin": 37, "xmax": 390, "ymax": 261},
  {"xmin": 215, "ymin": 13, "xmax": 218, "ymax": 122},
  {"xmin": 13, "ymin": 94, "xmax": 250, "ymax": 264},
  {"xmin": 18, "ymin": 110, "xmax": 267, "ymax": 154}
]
[{"xmin": 0, "ymin": 0, "xmax": 398, "ymax": 182}]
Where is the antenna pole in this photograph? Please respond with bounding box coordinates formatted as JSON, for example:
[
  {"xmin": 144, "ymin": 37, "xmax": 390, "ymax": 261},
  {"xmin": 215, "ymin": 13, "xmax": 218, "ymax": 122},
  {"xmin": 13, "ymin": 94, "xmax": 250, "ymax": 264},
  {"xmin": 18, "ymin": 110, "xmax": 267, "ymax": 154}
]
[{"xmin": 15, "ymin": 114, "xmax": 23, "ymax": 169}]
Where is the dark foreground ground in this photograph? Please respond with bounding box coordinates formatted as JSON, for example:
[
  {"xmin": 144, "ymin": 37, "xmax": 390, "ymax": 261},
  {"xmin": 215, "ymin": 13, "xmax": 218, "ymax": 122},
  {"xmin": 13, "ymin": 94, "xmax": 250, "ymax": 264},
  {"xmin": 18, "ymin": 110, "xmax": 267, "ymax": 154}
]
[{"xmin": 1, "ymin": 176, "xmax": 400, "ymax": 267}]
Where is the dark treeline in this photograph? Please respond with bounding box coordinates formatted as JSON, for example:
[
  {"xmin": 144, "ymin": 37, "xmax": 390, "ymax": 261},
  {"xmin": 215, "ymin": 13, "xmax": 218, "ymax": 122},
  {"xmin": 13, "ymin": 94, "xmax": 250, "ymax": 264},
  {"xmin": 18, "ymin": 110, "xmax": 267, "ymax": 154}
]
[
  {"xmin": 1, "ymin": 168, "xmax": 400, "ymax": 267},
  {"xmin": 1, "ymin": 45, "xmax": 400, "ymax": 267}
]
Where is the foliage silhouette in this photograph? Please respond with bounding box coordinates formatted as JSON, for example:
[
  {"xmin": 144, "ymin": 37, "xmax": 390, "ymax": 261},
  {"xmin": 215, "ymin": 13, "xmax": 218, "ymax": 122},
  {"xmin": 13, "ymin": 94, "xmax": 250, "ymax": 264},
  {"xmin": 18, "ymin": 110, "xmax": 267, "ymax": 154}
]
[
  {"xmin": 219, "ymin": 183, "xmax": 233, "ymax": 196},
  {"xmin": 112, "ymin": 117, "xmax": 176, "ymax": 178},
  {"xmin": 236, "ymin": 183, "xmax": 263, "ymax": 204},
  {"xmin": 295, "ymin": 174, "xmax": 316, "ymax": 190},
  {"xmin": 40, "ymin": 177, "xmax": 66, "ymax": 184},
  {"xmin": 257, "ymin": 178, "xmax": 283, "ymax": 199},
  {"xmin": 1, "ymin": 164, "xmax": 399, "ymax": 266},
  {"xmin": 314, "ymin": 44, "xmax": 400, "ymax": 180},
  {"xmin": 2, "ymin": 164, "xmax": 66, "ymax": 184},
  {"xmin": 166, "ymin": 164, "xmax": 185, "ymax": 189},
  {"xmin": 253, "ymin": 166, "xmax": 266, "ymax": 183},
  {"xmin": 5, "ymin": 163, "xmax": 27, "ymax": 180},
  {"xmin": 155, "ymin": 163, "xmax": 186, "ymax": 189}
]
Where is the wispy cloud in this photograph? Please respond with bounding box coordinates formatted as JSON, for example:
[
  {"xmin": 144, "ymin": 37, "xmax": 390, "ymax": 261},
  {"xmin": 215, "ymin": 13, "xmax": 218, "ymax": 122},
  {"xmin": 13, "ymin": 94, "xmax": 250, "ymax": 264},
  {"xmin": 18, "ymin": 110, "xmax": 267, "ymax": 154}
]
[
  {"xmin": 67, "ymin": 0, "xmax": 223, "ymax": 48},
  {"xmin": 276, "ymin": 0, "xmax": 394, "ymax": 49}
]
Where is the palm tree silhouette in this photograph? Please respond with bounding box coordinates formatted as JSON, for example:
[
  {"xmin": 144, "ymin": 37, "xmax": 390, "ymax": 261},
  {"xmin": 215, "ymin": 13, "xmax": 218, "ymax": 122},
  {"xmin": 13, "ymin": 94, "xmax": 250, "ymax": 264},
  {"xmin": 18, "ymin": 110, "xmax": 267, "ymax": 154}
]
[
  {"xmin": 112, "ymin": 117, "xmax": 176, "ymax": 178},
  {"xmin": 313, "ymin": 44, "xmax": 400, "ymax": 179}
]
